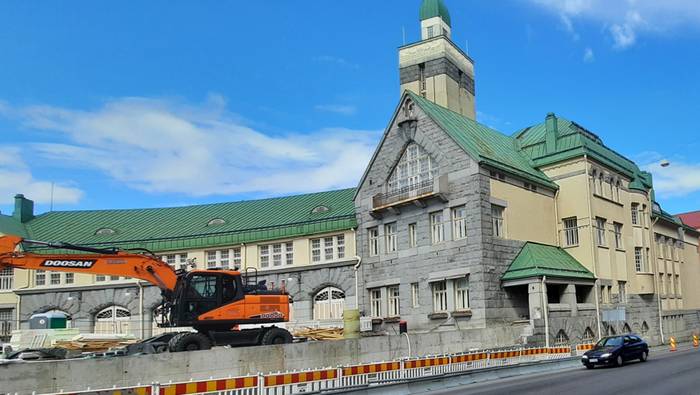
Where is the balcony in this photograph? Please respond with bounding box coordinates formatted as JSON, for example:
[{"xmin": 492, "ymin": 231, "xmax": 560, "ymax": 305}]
[{"xmin": 371, "ymin": 174, "xmax": 448, "ymax": 216}]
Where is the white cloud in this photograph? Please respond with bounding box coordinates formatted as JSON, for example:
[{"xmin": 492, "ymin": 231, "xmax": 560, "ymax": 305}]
[
  {"xmin": 640, "ymin": 156, "xmax": 700, "ymax": 198},
  {"xmin": 529, "ymin": 0, "xmax": 700, "ymax": 48},
  {"xmin": 0, "ymin": 147, "xmax": 83, "ymax": 206},
  {"xmin": 314, "ymin": 104, "xmax": 357, "ymax": 116},
  {"xmin": 583, "ymin": 47, "xmax": 595, "ymax": 62},
  {"xmin": 4, "ymin": 96, "xmax": 380, "ymax": 198}
]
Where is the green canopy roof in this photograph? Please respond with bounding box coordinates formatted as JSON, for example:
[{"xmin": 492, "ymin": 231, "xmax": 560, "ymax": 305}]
[
  {"xmin": 420, "ymin": 0, "xmax": 451, "ymax": 26},
  {"xmin": 502, "ymin": 242, "xmax": 595, "ymax": 282}
]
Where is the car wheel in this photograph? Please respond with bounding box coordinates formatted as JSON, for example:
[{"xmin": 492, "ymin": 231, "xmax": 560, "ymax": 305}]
[
  {"xmin": 640, "ymin": 351, "xmax": 648, "ymax": 362},
  {"xmin": 168, "ymin": 332, "xmax": 212, "ymax": 352},
  {"xmin": 616, "ymin": 355, "xmax": 624, "ymax": 367},
  {"xmin": 585, "ymin": 363, "xmax": 594, "ymax": 369},
  {"xmin": 260, "ymin": 328, "xmax": 293, "ymax": 345}
]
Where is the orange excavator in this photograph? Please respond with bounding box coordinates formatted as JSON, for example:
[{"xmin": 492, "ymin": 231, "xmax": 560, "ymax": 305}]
[{"xmin": 0, "ymin": 235, "xmax": 293, "ymax": 352}]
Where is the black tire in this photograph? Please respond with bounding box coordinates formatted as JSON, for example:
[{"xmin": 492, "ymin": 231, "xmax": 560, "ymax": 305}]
[
  {"xmin": 168, "ymin": 332, "xmax": 212, "ymax": 352},
  {"xmin": 585, "ymin": 363, "xmax": 594, "ymax": 369},
  {"xmin": 640, "ymin": 351, "xmax": 648, "ymax": 362},
  {"xmin": 615, "ymin": 355, "xmax": 624, "ymax": 367},
  {"xmin": 260, "ymin": 328, "xmax": 293, "ymax": 345}
]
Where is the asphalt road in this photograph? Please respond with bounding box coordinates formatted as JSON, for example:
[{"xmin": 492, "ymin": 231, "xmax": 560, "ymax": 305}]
[{"xmin": 431, "ymin": 346, "xmax": 700, "ymax": 395}]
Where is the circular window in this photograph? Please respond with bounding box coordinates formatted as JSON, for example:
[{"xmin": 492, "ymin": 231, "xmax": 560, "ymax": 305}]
[
  {"xmin": 95, "ymin": 228, "xmax": 116, "ymax": 236},
  {"xmin": 207, "ymin": 218, "xmax": 226, "ymax": 226},
  {"xmin": 311, "ymin": 205, "xmax": 330, "ymax": 214}
]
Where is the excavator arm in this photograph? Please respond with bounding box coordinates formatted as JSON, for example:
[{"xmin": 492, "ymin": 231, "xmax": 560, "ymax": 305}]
[{"xmin": 0, "ymin": 235, "xmax": 179, "ymax": 293}]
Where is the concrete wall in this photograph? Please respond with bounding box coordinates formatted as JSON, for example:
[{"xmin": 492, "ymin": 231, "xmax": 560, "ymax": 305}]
[{"xmin": 0, "ymin": 327, "xmax": 527, "ymax": 395}]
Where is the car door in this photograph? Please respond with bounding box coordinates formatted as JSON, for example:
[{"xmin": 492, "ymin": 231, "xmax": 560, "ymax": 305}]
[{"xmin": 622, "ymin": 336, "xmax": 634, "ymax": 361}]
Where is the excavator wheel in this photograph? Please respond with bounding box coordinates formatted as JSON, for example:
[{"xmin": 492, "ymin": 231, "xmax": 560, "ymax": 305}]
[
  {"xmin": 168, "ymin": 332, "xmax": 213, "ymax": 352},
  {"xmin": 260, "ymin": 327, "xmax": 293, "ymax": 345}
]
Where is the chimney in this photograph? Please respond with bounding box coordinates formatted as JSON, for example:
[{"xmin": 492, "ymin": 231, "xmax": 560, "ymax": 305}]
[
  {"xmin": 545, "ymin": 113, "xmax": 558, "ymax": 154},
  {"xmin": 13, "ymin": 194, "xmax": 34, "ymax": 223}
]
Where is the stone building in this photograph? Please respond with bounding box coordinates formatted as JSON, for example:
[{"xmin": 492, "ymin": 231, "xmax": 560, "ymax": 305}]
[{"xmin": 1, "ymin": 0, "xmax": 700, "ymax": 348}]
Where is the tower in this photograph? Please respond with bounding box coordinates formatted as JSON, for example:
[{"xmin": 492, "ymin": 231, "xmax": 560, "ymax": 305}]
[{"xmin": 399, "ymin": 0, "xmax": 475, "ymax": 119}]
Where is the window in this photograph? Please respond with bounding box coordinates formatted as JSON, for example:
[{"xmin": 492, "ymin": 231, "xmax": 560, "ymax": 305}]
[
  {"xmin": 563, "ymin": 217, "xmax": 579, "ymax": 246},
  {"xmin": 427, "ymin": 25, "xmax": 435, "ymax": 38},
  {"xmin": 489, "ymin": 170, "xmax": 505, "ymax": 181},
  {"xmin": 582, "ymin": 327, "xmax": 595, "ymax": 343},
  {"xmin": 430, "ymin": 212, "xmax": 444, "ymax": 244},
  {"xmin": 370, "ymin": 289, "xmax": 382, "ymax": 318},
  {"xmin": 311, "ymin": 235, "xmax": 345, "ymax": 263},
  {"xmin": 452, "ymin": 206, "xmax": 467, "ymax": 240},
  {"xmin": 614, "ymin": 223, "xmax": 623, "ymax": 249},
  {"xmin": 595, "ymin": 217, "xmax": 606, "ymax": 246},
  {"xmin": 96, "ymin": 274, "xmax": 106, "ymax": 282},
  {"xmin": 50, "ymin": 272, "xmax": 61, "ymax": 285},
  {"xmin": 492, "ymin": 205, "xmax": 504, "ymax": 238},
  {"xmin": 259, "ymin": 243, "xmax": 293, "ymax": 268},
  {"xmin": 618, "ymin": 281, "xmax": 627, "ymax": 303},
  {"xmin": 387, "ymin": 143, "xmax": 438, "ymax": 200},
  {"xmin": 65, "ymin": 273, "xmax": 74, "ymax": 284},
  {"xmin": 205, "ymin": 249, "xmax": 239, "ymax": 269},
  {"xmin": 0, "ymin": 309, "xmax": 13, "ymax": 341},
  {"xmin": 432, "ymin": 281, "xmax": 448, "ymax": 312},
  {"xmin": 555, "ymin": 330, "xmax": 569, "ymax": 346},
  {"xmin": 641, "ymin": 321, "xmax": 649, "ymax": 335},
  {"xmin": 408, "ymin": 223, "xmax": 417, "ymax": 248},
  {"xmin": 631, "ymin": 203, "xmax": 639, "ymax": 225},
  {"xmin": 454, "ymin": 277, "xmax": 469, "ymax": 310},
  {"xmin": 385, "ymin": 223, "xmax": 398, "ymax": 252},
  {"xmin": 36, "ymin": 270, "xmax": 46, "ymax": 286},
  {"xmin": 0, "ymin": 268, "xmax": 12, "ymax": 290},
  {"xmin": 524, "ymin": 182, "xmax": 537, "ymax": 192},
  {"xmin": 388, "ymin": 286, "xmax": 400, "ymax": 317},
  {"xmin": 369, "ymin": 227, "xmax": 379, "ymax": 256},
  {"xmin": 411, "ymin": 282, "xmax": 420, "ymax": 307},
  {"xmin": 94, "ymin": 306, "xmax": 132, "ymax": 335},
  {"xmin": 634, "ymin": 247, "xmax": 644, "ymax": 272},
  {"xmin": 313, "ymin": 287, "xmax": 345, "ymax": 320}
]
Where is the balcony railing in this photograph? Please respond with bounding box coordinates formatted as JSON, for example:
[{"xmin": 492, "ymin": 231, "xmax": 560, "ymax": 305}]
[{"xmin": 372, "ymin": 175, "xmax": 448, "ymax": 211}]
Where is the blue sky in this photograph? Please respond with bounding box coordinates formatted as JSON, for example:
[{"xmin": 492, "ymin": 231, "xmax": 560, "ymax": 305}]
[{"xmin": 1, "ymin": 0, "xmax": 699, "ymax": 216}]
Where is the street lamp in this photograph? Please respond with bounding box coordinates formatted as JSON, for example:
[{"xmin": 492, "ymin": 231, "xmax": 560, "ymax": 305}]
[{"xmin": 660, "ymin": 160, "xmax": 670, "ymax": 167}]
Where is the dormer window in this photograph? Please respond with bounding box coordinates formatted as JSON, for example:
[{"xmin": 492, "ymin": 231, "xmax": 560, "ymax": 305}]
[
  {"xmin": 207, "ymin": 218, "xmax": 226, "ymax": 227},
  {"xmin": 311, "ymin": 205, "xmax": 330, "ymax": 214},
  {"xmin": 95, "ymin": 228, "xmax": 116, "ymax": 236}
]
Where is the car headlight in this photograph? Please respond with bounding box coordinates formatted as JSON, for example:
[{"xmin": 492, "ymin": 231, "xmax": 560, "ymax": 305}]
[
  {"xmin": 600, "ymin": 353, "xmax": 611, "ymax": 358},
  {"xmin": 581, "ymin": 355, "xmax": 588, "ymax": 359}
]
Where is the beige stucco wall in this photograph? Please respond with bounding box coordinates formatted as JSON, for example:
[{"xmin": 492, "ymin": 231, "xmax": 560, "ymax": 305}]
[
  {"xmin": 680, "ymin": 235, "xmax": 700, "ymax": 309},
  {"xmin": 489, "ymin": 178, "xmax": 556, "ymax": 245}
]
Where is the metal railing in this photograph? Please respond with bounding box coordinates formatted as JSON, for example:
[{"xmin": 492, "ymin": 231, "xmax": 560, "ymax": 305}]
[{"xmin": 373, "ymin": 179, "xmax": 435, "ymax": 209}]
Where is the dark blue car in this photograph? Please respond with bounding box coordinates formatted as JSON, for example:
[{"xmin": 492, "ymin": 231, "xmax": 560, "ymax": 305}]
[{"xmin": 581, "ymin": 335, "xmax": 649, "ymax": 369}]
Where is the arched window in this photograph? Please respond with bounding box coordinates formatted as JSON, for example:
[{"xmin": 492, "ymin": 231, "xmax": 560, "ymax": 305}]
[
  {"xmin": 622, "ymin": 323, "xmax": 631, "ymax": 334},
  {"xmin": 641, "ymin": 321, "xmax": 649, "ymax": 335},
  {"xmin": 582, "ymin": 327, "xmax": 595, "ymax": 343},
  {"xmin": 555, "ymin": 329, "xmax": 569, "ymax": 345},
  {"xmin": 607, "ymin": 324, "xmax": 616, "ymax": 336},
  {"xmin": 387, "ymin": 143, "xmax": 438, "ymax": 199},
  {"xmin": 94, "ymin": 306, "xmax": 132, "ymax": 335},
  {"xmin": 313, "ymin": 287, "xmax": 345, "ymax": 320}
]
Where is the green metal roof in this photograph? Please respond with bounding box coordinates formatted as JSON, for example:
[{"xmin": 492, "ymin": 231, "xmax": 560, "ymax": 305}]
[
  {"xmin": 513, "ymin": 114, "xmax": 653, "ymax": 191},
  {"xmin": 419, "ymin": 0, "xmax": 451, "ymax": 26},
  {"xmin": 408, "ymin": 92, "xmax": 558, "ymax": 189},
  {"xmin": 16, "ymin": 188, "xmax": 357, "ymax": 253},
  {"xmin": 502, "ymin": 242, "xmax": 595, "ymax": 282},
  {"xmin": 0, "ymin": 214, "xmax": 28, "ymax": 237}
]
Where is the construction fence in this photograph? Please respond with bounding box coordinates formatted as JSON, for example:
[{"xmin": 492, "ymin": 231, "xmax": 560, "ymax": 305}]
[{"xmin": 34, "ymin": 344, "xmax": 587, "ymax": 395}]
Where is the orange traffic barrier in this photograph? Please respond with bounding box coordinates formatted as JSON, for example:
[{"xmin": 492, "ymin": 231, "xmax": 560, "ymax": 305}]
[
  {"xmin": 670, "ymin": 336, "xmax": 677, "ymax": 352},
  {"xmin": 693, "ymin": 334, "xmax": 699, "ymax": 348}
]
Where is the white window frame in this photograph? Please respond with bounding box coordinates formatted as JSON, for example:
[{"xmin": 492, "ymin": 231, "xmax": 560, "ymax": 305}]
[
  {"xmin": 388, "ymin": 286, "xmax": 400, "ymax": 317},
  {"xmin": 613, "ymin": 223, "xmax": 623, "ymax": 249},
  {"xmin": 204, "ymin": 249, "xmax": 241, "ymax": 269},
  {"xmin": 454, "ymin": 277, "xmax": 469, "ymax": 310},
  {"xmin": 385, "ymin": 223, "xmax": 398, "ymax": 253},
  {"xmin": 432, "ymin": 281, "xmax": 448, "ymax": 312},
  {"xmin": 563, "ymin": 217, "xmax": 579, "ymax": 246},
  {"xmin": 311, "ymin": 234, "xmax": 345, "ymax": 264},
  {"xmin": 430, "ymin": 212, "xmax": 444, "ymax": 244},
  {"xmin": 50, "ymin": 272, "xmax": 61, "ymax": 285},
  {"xmin": 369, "ymin": 227, "xmax": 379, "ymax": 256},
  {"xmin": 36, "ymin": 270, "xmax": 46, "ymax": 286},
  {"xmin": 634, "ymin": 247, "xmax": 645, "ymax": 272},
  {"xmin": 0, "ymin": 268, "xmax": 13, "ymax": 290},
  {"xmin": 387, "ymin": 143, "xmax": 438, "ymax": 200},
  {"xmin": 370, "ymin": 289, "xmax": 382, "ymax": 318},
  {"xmin": 408, "ymin": 223, "xmax": 417, "ymax": 248},
  {"xmin": 411, "ymin": 282, "xmax": 420, "ymax": 307},
  {"xmin": 492, "ymin": 204, "xmax": 504, "ymax": 238},
  {"xmin": 595, "ymin": 217, "xmax": 606, "ymax": 246},
  {"xmin": 452, "ymin": 206, "xmax": 467, "ymax": 240},
  {"xmin": 427, "ymin": 25, "xmax": 435, "ymax": 38},
  {"xmin": 631, "ymin": 203, "xmax": 639, "ymax": 225}
]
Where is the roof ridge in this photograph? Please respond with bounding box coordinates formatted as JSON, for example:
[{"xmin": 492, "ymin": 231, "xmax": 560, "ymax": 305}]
[{"xmin": 33, "ymin": 188, "xmax": 357, "ymax": 216}]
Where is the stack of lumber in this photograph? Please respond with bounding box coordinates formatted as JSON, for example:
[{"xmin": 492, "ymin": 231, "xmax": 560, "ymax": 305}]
[
  {"xmin": 293, "ymin": 327, "xmax": 343, "ymax": 341},
  {"xmin": 54, "ymin": 335, "xmax": 139, "ymax": 352}
]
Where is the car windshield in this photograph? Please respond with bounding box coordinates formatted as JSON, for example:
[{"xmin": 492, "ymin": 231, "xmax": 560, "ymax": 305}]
[{"xmin": 596, "ymin": 336, "xmax": 623, "ymax": 347}]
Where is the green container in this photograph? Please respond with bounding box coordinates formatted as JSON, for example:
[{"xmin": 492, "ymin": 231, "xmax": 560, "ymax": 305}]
[{"xmin": 343, "ymin": 309, "xmax": 360, "ymax": 339}]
